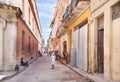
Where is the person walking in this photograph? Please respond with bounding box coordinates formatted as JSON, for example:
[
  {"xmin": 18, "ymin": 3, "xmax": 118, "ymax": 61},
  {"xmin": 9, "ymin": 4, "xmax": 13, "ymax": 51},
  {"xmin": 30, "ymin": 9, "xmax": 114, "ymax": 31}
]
[{"xmin": 50, "ymin": 52, "xmax": 56, "ymax": 69}]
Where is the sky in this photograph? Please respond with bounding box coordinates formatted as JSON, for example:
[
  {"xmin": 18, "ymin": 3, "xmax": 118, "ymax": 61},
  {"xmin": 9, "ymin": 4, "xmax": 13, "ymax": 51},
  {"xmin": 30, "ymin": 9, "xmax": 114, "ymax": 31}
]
[{"xmin": 36, "ymin": 0, "xmax": 57, "ymax": 46}]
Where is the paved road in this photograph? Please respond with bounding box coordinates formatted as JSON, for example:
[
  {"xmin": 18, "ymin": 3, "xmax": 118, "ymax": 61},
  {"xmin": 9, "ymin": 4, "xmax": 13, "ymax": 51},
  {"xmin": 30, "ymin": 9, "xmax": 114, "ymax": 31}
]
[{"xmin": 2, "ymin": 55, "xmax": 91, "ymax": 82}]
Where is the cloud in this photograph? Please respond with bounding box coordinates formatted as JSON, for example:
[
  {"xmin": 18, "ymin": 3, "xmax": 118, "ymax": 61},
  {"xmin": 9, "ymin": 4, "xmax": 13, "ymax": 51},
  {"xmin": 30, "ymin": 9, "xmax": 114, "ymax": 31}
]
[
  {"xmin": 42, "ymin": 28, "xmax": 51, "ymax": 32},
  {"xmin": 37, "ymin": 3, "xmax": 56, "ymax": 20},
  {"xmin": 39, "ymin": 12, "xmax": 53, "ymax": 19},
  {"xmin": 37, "ymin": 3, "xmax": 56, "ymax": 10},
  {"xmin": 37, "ymin": 3, "xmax": 56, "ymax": 15},
  {"xmin": 36, "ymin": 0, "xmax": 57, "ymax": 46}
]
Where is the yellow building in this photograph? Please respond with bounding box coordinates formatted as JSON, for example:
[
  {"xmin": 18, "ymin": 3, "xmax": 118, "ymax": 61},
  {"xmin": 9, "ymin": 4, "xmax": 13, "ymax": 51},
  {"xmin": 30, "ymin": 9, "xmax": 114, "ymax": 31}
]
[{"xmin": 64, "ymin": 1, "xmax": 91, "ymax": 71}]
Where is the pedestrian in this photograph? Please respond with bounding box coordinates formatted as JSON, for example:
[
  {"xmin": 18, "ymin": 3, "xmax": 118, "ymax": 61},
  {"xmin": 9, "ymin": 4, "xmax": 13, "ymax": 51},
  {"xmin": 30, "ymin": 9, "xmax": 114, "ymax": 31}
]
[
  {"xmin": 20, "ymin": 58, "xmax": 29, "ymax": 67},
  {"xmin": 50, "ymin": 52, "xmax": 56, "ymax": 69},
  {"xmin": 15, "ymin": 64, "xmax": 19, "ymax": 72}
]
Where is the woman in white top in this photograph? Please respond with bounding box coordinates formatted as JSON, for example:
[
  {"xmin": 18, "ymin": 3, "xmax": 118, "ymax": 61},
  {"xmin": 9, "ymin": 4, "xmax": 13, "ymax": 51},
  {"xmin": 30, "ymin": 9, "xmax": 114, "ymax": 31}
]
[{"xmin": 50, "ymin": 53, "xmax": 56, "ymax": 69}]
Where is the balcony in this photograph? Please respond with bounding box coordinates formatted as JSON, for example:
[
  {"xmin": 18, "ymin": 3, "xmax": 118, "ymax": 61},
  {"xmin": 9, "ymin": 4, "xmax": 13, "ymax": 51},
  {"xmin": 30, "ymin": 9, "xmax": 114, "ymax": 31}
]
[
  {"xmin": 56, "ymin": 22, "xmax": 67, "ymax": 38},
  {"xmin": 56, "ymin": 0, "xmax": 90, "ymax": 38},
  {"xmin": 63, "ymin": 6, "xmax": 69, "ymax": 20},
  {"xmin": 62, "ymin": 0, "xmax": 90, "ymax": 27}
]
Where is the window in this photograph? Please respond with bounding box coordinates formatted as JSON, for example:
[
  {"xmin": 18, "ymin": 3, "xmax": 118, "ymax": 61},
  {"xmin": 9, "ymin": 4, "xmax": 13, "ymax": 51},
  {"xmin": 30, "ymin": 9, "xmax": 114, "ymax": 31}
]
[
  {"xmin": 28, "ymin": 7, "xmax": 31, "ymax": 25},
  {"xmin": 28, "ymin": 36, "xmax": 31, "ymax": 52},
  {"xmin": 33, "ymin": 40, "xmax": 34, "ymax": 51},
  {"xmin": 22, "ymin": 0, "xmax": 24, "ymax": 17},
  {"xmin": 112, "ymin": 1, "xmax": 120, "ymax": 20},
  {"xmin": 32, "ymin": 18, "xmax": 34, "ymax": 31},
  {"xmin": 22, "ymin": 31, "xmax": 25, "ymax": 51}
]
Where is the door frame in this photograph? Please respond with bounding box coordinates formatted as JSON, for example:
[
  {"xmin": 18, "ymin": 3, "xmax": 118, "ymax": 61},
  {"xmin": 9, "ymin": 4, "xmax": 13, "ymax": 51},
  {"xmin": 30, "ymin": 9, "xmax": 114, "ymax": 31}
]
[{"xmin": 97, "ymin": 15, "xmax": 104, "ymax": 73}]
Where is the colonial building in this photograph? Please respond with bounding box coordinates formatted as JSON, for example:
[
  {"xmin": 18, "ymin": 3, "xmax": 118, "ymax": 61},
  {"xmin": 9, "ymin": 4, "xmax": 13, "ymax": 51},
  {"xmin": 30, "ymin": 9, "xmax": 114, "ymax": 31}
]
[
  {"xmin": 90, "ymin": 0, "xmax": 120, "ymax": 81},
  {"xmin": 50, "ymin": 0, "xmax": 69, "ymax": 54},
  {"xmin": 52, "ymin": 0, "xmax": 90, "ymax": 71},
  {"xmin": 0, "ymin": 0, "xmax": 42, "ymax": 71},
  {"xmin": 50, "ymin": 0, "xmax": 120, "ymax": 81},
  {"xmin": 60, "ymin": 0, "xmax": 90, "ymax": 71}
]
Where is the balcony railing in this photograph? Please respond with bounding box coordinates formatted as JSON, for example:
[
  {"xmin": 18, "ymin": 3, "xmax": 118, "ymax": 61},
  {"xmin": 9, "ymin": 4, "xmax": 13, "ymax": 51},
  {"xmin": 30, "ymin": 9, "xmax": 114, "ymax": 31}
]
[
  {"xmin": 63, "ymin": 6, "xmax": 69, "ymax": 20},
  {"xmin": 57, "ymin": 0, "xmax": 90, "ymax": 38}
]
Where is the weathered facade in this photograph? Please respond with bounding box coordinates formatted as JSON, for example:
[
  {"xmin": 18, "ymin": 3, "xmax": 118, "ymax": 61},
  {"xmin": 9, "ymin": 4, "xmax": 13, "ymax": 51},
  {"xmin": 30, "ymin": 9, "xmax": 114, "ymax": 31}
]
[
  {"xmin": 50, "ymin": 0, "xmax": 120, "ymax": 81},
  {"xmin": 90, "ymin": 0, "xmax": 120, "ymax": 81},
  {"xmin": 68, "ymin": 6, "xmax": 91, "ymax": 72},
  {"xmin": 51, "ymin": 0, "xmax": 91, "ymax": 67},
  {"xmin": 0, "ymin": 0, "xmax": 42, "ymax": 71},
  {"xmin": 55, "ymin": 0, "xmax": 90, "ymax": 71},
  {"xmin": 50, "ymin": 0, "xmax": 69, "ymax": 54}
]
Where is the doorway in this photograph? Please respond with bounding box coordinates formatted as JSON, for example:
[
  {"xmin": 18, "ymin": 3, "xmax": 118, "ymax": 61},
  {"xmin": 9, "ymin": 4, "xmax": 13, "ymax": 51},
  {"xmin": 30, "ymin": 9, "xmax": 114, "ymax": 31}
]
[{"xmin": 97, "ymin": 15, "xmax": 104, "ymax": 73}]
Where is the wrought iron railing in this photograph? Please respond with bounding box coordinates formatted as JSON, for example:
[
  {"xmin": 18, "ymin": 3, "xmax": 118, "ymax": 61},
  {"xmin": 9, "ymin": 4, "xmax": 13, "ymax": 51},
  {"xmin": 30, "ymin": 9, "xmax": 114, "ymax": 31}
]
[
  {"xmin": 63, "ymin": 6, "xmax": 69, "ymax": 20},
  {"xmin": 62, "ymin": 0, "xmax": 90, "ymax": 21},
  {"xmin": 63, "ymin": 0, "xmax": 78, "ymax": 20}
]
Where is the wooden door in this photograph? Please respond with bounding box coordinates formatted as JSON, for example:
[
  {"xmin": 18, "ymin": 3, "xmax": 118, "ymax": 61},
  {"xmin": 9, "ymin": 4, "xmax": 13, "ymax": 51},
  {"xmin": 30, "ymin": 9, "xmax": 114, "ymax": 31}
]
[
  {"xmin": 97, "ymin": 15, "xmax": 104, "ymax": 73},
  {"xmin": 98, "ymin": 29, "xmax": 104, "ymax": 73}
]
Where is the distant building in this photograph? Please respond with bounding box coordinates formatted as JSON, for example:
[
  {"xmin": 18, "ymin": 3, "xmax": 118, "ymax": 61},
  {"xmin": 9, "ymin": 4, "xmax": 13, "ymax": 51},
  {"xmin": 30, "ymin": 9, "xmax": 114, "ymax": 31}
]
[
  {"xmin": 0, "ymin": 0, "xmax": 42, "ymax": 71},
  {"xmin": 50, "ymin": 0, "xmax": 69, "ymax": 54}
]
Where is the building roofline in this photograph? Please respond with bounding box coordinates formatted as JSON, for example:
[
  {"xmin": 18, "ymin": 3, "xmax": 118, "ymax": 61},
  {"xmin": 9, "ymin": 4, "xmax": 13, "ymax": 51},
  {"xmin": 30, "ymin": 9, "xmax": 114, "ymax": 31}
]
[
  {"xmin": 28, "ymin": 0, "xmax": 42, "ymax": 38},
  {"xmin": 0, "ymin": 2, "xmax": 22, "ymax": 17}
]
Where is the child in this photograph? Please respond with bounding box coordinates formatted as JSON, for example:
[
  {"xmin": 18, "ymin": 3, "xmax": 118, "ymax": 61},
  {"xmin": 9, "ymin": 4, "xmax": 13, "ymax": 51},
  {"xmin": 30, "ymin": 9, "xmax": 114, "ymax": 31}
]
[{"xmin": 50, "ymin": 53, "xmax": 56, "ymax": 69}]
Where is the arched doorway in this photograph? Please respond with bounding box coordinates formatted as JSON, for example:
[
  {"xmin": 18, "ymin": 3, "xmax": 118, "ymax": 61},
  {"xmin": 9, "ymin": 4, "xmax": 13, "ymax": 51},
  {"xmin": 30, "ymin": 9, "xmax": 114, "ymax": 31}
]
[
  {"xmin": 62, "ymin": 41, "xmax": 68, "ymax": 64},
  {"xmin": 63, "ymin": 41, "xmax": 67, "ymax": 52}
]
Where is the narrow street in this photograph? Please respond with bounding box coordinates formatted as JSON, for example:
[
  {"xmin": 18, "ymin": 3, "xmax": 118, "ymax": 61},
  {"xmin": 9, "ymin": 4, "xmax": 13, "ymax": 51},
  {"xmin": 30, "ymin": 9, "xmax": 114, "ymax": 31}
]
[{"xmin": 1, "ymin": 54, "xmax": 91, "ymax": 82}]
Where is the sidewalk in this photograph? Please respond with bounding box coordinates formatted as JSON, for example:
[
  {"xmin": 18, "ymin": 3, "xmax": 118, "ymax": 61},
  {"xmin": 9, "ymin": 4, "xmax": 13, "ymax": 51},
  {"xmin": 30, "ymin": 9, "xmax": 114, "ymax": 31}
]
[
  {"xmin": 0, "ymin": 56, "xmax": 38, "ymax": 81},
  {"xmin": 0, "ymin": 66, "xmax": 26, "ymax": 81},
  {"xmin": 59, "ymin": 59, "xmax": 118, "ymax": 82},
  {"xmin": 0, "ymin": 71, "xmax": 16, "ymax": 81}
]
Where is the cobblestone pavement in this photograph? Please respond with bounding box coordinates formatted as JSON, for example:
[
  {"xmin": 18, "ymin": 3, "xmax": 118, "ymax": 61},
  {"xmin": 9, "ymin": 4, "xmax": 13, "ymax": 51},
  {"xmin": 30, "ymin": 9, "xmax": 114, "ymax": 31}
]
[{"xmin": 1, "ymin": 54, "xmax": 92, "ymax": 82}]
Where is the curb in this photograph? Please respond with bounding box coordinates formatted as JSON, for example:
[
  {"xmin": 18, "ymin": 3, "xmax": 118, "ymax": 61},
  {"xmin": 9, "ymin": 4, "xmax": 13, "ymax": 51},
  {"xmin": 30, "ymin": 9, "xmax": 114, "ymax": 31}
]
[
  {"xmin": 0, "ymin": 68, "xmax": 26, "ymax": 81},
  {"xmin": 0, "ymin": 57, "xmax": 39, "ymax": 81},
  {"xmin": 59, "ymin": 60, "xmax": 94, "ymax": 82},
  {"xmin": 59, "ymin": 61, "xmax": 118, "ymax": 82},
  {"xmin": 59, "ymin": 60, "xmax": 84, "ymax": 76}
]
